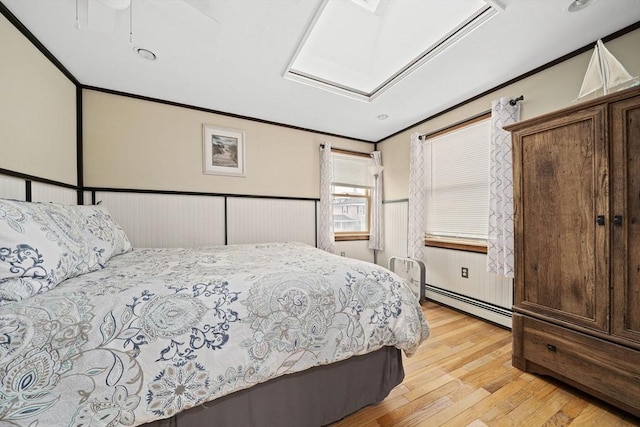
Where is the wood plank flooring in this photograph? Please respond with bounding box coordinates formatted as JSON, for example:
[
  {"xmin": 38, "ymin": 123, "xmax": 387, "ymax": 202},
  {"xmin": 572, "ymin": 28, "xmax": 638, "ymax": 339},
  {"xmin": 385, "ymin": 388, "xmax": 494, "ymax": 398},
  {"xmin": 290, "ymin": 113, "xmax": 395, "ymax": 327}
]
[{"xmin": 332, "ymin": 301, "xmax": 640, "ymax": 427}]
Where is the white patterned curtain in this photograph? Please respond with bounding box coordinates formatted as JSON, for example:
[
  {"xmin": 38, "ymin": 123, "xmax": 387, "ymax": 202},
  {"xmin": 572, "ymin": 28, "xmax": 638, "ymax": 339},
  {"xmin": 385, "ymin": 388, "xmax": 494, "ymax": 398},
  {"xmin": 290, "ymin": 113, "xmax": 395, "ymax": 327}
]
[
  {"xmin": 318, "ymin": 142, "xmax": 335, "ymax": 253},
  {"xmin": 368, "ymin": 151, "xmax": 383, "ymax": 251},
  {"xmin": 408, "ymin": 133, "xmax": 425, "ymax": 259},
  {"xmin": 487, "ymin": 97, "xmax": 521, "ymax": 277}
]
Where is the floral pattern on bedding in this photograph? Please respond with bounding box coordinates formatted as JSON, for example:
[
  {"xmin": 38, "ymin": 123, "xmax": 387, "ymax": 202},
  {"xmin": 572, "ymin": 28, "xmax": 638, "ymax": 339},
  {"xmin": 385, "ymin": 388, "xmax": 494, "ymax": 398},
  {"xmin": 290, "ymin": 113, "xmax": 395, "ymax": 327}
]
[
  {"xmin": 0, "ymin": 200, "xmax": 102, "ymax": 303},
  {"xmin": 0, "ymin": 242, "xmax": 429, "ymax": 426}
]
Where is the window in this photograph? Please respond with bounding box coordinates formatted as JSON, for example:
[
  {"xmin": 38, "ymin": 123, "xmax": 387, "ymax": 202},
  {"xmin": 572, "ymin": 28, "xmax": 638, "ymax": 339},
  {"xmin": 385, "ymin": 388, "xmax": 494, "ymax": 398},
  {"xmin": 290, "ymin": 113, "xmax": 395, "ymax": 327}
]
[
  {"xmin": 333, "ymin": 186, "xmax": 369, "ymax": 233},
  {"xmin": 423, "ymin": 116, "xmax": 490, "ymax": 247},
  {"xmin": 331, "ymin": 151, "xmax": 373, "ymax": 239}
]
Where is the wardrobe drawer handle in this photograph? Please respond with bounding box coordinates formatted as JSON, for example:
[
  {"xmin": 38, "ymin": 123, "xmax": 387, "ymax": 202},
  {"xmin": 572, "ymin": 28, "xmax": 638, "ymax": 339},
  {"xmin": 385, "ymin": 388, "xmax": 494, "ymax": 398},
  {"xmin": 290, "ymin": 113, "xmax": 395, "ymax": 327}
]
[{"xmin": 547, "ymin": 344, "xmax": 557, "ymax": 352}]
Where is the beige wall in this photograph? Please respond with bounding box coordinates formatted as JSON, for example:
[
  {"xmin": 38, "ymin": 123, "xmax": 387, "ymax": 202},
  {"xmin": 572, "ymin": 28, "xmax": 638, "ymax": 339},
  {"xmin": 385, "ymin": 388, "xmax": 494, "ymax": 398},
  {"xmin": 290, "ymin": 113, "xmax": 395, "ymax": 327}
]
[
  {"xmin": 3, "ymin": 5, "xmax": 638, "ymax": 202},
  {"xmin": 380, "ymin": 29, "xmax": 640, "ymax": 200},
  {"xmin": 83, "ymin": 90, "xmax": 372, "ymax": 199},
  {"xmin": 0, "ymin": 14, "xmax": 77, "ymax": 185}
]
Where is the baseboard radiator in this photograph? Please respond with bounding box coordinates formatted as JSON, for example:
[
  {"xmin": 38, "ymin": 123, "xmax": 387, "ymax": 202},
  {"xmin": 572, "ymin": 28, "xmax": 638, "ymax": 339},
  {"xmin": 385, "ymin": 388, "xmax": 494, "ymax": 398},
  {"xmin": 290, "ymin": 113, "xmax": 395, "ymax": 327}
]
[{"xmin": 425, "ymin": 285, "xmax": 512, "ymax": 329}]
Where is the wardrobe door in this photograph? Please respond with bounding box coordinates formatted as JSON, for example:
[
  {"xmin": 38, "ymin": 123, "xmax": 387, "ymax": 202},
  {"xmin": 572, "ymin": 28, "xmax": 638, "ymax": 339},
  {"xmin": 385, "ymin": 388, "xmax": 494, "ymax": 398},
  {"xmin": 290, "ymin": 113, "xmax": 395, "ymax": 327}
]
[
  {"xmin": 610, "ymin": 95, "xmax": 640, "ymax": 344},
  {"xmin": 512, "ymin": 105, "xmax": 609, "ymax": 332}
]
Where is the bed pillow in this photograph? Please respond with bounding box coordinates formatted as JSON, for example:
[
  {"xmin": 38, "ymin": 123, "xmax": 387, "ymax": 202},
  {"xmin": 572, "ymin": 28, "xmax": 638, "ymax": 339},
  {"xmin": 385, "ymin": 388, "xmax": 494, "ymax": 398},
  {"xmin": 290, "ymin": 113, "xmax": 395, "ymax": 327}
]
[
  {"xmin": 72, "ymin": 204, "xmax": 132, "ymax": 265},
  {"xmin": 0, "ymin": 199, "xmax": 101, "ymax": 304}
]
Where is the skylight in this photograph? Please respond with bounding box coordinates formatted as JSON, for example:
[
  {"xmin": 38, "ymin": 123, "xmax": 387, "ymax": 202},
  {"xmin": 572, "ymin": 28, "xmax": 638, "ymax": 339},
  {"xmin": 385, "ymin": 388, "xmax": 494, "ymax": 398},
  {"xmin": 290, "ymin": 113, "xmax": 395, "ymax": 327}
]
[
  {"xmin": 347, "ymin": 0, "xmax": 383, "ymax": 14},
  {"xmin": 285, "ymin": 0, "xmax": 500, "ymax": 101}
]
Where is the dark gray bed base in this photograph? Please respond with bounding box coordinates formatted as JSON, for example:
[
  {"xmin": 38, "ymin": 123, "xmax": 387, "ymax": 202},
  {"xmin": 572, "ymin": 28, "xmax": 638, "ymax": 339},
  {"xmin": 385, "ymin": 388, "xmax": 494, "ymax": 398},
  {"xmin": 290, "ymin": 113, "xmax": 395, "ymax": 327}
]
[{"xmin": 144, "ymin": 346, "xmax": 404, "ymax": 427}]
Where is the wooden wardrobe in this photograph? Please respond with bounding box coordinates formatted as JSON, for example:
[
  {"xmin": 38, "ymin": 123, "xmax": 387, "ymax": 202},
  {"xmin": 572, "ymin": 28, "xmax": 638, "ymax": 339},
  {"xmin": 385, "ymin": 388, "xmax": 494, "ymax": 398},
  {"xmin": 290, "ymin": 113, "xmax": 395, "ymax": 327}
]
[{"xmin": 508, "ymin": 86, "xmax": 640, "ymax": 417}]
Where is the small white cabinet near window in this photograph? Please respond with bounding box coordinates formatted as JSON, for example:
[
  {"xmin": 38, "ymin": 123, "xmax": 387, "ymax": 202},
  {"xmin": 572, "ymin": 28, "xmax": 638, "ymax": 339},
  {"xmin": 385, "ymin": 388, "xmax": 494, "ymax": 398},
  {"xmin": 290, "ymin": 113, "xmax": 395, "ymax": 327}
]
[
  {"xmin": 423, "ymin": 118, "xmax": 491, "ymax": 244},
  {"xmin": 331, "ymin": 151, "xmax": 373, "ymax": 238}
]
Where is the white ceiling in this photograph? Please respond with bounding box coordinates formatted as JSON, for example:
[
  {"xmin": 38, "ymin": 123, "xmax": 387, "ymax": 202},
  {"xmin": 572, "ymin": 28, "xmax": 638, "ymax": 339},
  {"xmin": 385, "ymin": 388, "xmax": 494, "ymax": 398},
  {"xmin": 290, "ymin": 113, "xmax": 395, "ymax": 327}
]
[{"xmin": 2, "ymin": 0, "xmax": 640, "ymax": 142}]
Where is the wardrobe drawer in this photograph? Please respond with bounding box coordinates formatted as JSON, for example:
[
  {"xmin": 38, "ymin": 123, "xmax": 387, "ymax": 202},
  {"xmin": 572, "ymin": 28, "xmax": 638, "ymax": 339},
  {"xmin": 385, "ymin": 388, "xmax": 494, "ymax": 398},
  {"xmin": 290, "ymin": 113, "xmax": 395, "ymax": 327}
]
[{"xmin": 521, "ymin": 316, "xmax": 640, "ymax": 413}]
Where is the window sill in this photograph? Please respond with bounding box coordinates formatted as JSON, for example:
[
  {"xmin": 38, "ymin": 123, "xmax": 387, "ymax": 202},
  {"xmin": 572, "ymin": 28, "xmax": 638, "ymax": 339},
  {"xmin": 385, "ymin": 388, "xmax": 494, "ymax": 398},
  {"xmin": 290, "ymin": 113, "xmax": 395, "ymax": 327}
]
[
  {"xmin": 425, "ymin": 237, "xmax": 487, "ymax": 254},
  {"xmin": 335, "ymin": 234, "xmax": 370, "ymax": 242}
]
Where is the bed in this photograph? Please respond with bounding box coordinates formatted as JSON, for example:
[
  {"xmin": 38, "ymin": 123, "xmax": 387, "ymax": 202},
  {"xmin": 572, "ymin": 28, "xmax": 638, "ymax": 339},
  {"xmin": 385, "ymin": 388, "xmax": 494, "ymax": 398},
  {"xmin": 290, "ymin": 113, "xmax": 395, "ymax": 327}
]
[{"xmin": 0, "ymin": 199, "xmax": 429, "ymax": 426}]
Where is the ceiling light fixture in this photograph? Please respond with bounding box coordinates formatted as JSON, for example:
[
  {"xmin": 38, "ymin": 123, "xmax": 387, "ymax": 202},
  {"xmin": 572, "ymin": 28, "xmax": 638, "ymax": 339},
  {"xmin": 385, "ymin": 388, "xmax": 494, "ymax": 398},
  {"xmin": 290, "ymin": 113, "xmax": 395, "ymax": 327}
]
[
  {"xmin": 378, "ymin": 114, "xmax": 389, "ymax": 120},
  {"xmin": 134, "ymin": 47, "xmax": 157, "ymax": 61},
  {"xmin": 568, "ymin": 0, "xmax": 598, "ymax": 12}
]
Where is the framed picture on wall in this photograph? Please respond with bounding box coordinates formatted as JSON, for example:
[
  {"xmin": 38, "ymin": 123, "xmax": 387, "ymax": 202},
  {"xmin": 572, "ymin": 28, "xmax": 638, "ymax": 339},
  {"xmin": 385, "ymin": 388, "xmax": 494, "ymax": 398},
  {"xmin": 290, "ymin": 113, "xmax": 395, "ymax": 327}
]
[{"xmin": 203, "ymin": 124, "xmax": 246, "ymax": 177}]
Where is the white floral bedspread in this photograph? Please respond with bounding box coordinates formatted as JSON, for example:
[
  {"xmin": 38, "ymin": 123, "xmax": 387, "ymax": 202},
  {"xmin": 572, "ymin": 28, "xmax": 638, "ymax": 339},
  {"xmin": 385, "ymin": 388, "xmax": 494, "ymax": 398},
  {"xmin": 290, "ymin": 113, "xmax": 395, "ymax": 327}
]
[{"xmin": 0, "ymin": 242, "xmax": 429, "ymax": 426}]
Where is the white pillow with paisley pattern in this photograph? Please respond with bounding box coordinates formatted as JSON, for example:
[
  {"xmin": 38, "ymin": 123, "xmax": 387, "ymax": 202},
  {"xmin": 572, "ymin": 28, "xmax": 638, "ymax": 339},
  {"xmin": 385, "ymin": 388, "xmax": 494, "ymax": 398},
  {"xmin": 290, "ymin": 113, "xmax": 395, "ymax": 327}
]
[
  {"xmin": 0, "ymin": 199, "xmax": 101, "ymax": 304},
  {"xmin": 71, "ymin": 204, "xmax": 132, "ymax": 265}
]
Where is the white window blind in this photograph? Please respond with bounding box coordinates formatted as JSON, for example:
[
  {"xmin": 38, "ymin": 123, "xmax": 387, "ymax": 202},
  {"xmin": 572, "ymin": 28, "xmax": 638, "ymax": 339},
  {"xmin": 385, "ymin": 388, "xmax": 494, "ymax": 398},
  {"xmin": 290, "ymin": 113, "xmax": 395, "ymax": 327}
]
[
  {"xmin": 424, "ymin": 118, "xmax": 490, "ymax": 240},
  {"xmin": 332, "ymin": 152, "xmax": 374, "ymax": 188}
]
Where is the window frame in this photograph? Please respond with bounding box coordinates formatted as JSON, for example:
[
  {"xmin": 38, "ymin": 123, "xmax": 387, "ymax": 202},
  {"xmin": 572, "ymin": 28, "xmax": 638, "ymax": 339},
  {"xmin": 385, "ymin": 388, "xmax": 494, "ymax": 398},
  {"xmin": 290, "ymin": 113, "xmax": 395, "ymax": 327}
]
[
  {"xmin": 330, "ymin": 148, "xmax": 372, "ymax": 241},
  {"xmin": 332, "ymin": 186, "xmax": 371, "ymax": 241}
]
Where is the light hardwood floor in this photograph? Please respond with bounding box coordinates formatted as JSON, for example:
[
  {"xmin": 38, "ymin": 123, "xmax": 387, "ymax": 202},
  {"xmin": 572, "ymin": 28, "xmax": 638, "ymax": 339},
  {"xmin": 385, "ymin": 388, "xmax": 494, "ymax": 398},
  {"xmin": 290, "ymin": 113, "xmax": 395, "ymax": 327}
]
[{"xmin": 332, "ymin": 301, "xmax": 640, "ymax": 427}]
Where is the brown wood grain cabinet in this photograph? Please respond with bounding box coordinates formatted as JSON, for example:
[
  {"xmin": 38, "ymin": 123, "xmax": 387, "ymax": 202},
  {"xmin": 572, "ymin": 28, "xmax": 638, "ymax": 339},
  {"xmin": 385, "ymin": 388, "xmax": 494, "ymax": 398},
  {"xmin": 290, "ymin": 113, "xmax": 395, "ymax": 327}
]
[{"xmin": 508, "ymin": 87, "xmax": 640, "ymax": 417}]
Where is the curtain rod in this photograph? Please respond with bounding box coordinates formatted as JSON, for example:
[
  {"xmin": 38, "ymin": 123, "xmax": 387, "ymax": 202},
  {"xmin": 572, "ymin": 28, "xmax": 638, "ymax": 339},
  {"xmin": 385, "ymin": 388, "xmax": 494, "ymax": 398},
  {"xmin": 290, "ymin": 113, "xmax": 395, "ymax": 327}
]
[
  {"xmin": 509, "ymin": 95, "xmax": 524, "ymax": 106},
  {"xmin": 319, "ymin": 144, "xmax": 371, "ymax": 157},
  {"xmin": 418, "ymin": 95, "xmax": 524, "ymax": 140},
  {"xmin": 418, "ymin": 109, "xmax": 490, "ymax": 141}
]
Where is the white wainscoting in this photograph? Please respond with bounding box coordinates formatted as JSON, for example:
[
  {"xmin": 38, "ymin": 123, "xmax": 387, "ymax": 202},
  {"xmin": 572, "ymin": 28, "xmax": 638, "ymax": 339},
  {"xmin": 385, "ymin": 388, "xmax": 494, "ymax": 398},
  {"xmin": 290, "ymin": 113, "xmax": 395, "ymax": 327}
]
[
  {"xmin": 83, "ymin": 191, "xmax": 93, "ymax": 205},
  {"xmin": 227, "ymin": 197, "xmax": 316, "ymax": 246},
  {"xmin": 378, "ymin": 201, "xmax": 409, "ymax": 268},
  {"xmin": 31, "ymin": 182, "xmax": 77, "ymax": 204},
  {"xmin": 424, "ymin": 247, "xmax": 512, "ymax": 308},
  {"xmin": 0, "ymin": 175, "xmax": 372, "ymax": 261},
  {"xmin": 424, "ymin": 246, "xmax": 513, "ymax": 327},
  {"xmin": 0, "ymin": 175, "xmax": 77, "ymax": 203},
  {"xmin": 334, "ymin": 240, "xmax": 374, "ymax": 263},
  {"xmin": 0, "ymin": 174, "xmax": 26, "ymax": 200},
  {"xmin": 95, "ymin": 192, "xmax": 226, "ymax": 248},
  {"xmin": 380, "ymin": 199, "xmax": 513, "ymax": 328}
]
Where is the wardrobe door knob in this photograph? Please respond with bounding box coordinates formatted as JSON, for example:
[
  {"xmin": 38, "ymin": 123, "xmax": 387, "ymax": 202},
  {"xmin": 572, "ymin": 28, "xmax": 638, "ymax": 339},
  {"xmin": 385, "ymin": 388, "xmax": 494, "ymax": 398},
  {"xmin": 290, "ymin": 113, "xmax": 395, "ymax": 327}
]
[
  {"xmin": 596, "ymin": 215, "xmax": 605, "ymax": 226},
  {"xmin": 614, "ymin": 215, "xmax": 623, "ymax": 226}
]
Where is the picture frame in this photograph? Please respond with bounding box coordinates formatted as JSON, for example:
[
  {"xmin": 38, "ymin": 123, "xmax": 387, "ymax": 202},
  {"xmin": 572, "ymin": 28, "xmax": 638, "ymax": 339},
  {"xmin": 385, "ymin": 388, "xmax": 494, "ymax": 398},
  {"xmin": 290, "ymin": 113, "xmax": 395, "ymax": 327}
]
[{"xmin": 203, "ymin": 124, "xmax": 245, "ymax": 177}]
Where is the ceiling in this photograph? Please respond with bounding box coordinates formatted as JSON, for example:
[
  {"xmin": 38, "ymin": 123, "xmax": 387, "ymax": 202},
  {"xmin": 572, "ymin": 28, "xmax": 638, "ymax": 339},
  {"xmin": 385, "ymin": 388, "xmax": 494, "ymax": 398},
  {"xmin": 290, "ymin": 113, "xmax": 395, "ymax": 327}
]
[{"xmin": 2, "ymin": 0, "xmax": 640, "ymax": 142}]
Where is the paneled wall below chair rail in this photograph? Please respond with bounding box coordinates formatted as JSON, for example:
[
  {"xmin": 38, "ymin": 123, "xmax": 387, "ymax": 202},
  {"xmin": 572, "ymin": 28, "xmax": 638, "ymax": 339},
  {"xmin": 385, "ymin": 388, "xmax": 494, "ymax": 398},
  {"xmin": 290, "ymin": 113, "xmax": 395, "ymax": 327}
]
[
  {"xmin": 97, "ymin": 192, "xmax": 374, "ymax": 261},
  {"xmin": 378, "ymin": 200, "xmax": 513, "ymax": 328},
  {"xmin": 0, "ymin": 174, "xmax": 25, "ymax": 200},
  {"xmin": 377, "ymin": 200, "xmax": 409, "ymax": 265},
  {"xmin": 0, "ymin": 174, "xmax": 77, "ymax": 204},
  {"xmin": 95, "ymin": 191, "xmax": 227, "ymax": 248},
  {"xmin": 96, "ymin": 191, "xmax": 318, "ymax": 249},
  {"xmin": 334, "ymin": 240, "xmax": 375, "ymax": 264},
  {"xmin": 0, "ymin": 173, "xmax": 374, "ymax": 262}
]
